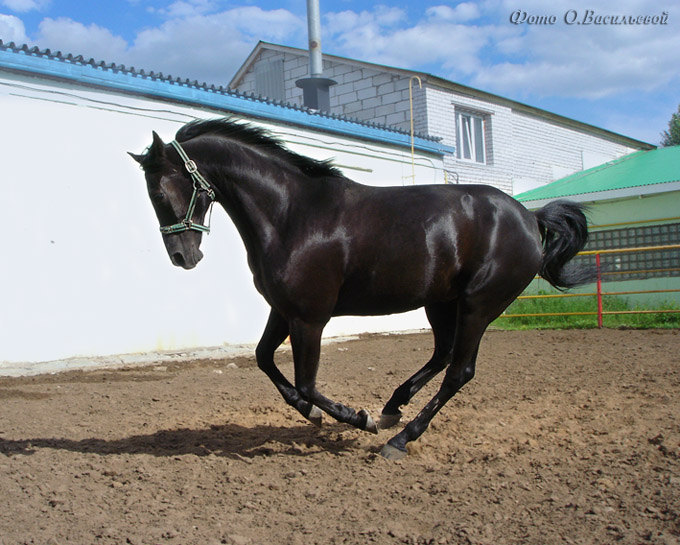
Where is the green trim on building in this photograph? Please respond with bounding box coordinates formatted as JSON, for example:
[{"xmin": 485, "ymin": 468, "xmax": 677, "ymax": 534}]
[{"xmin": 515, "ymin": 146, "xmax": 680, "ymax": 203}]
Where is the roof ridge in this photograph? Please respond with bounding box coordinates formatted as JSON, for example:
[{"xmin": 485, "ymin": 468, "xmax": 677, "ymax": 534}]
[{"xmin": 0, "ymin": 39, "xmax": 440, "ymax": 143}]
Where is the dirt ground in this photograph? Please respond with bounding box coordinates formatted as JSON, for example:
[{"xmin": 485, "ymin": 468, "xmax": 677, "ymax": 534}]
[{"xmin": 0, "ymin": 329, "xmax": 679, "ymax": 545}]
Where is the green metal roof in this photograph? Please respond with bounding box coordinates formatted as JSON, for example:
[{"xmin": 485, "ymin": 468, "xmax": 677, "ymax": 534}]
[{"xmin": 515, "ymin": 146, "xmax": 680, "ymax": 203}]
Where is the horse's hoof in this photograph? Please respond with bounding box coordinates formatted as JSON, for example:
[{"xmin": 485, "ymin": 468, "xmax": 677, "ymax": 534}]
[
  {"xmin": 359, "ymin": 409, "xmax": 379, "ymax": 435},
  {"xmin": 380, "ymin": 443, "xmax": 407, "ymax": 461},
  {"xmin": 306, "ymin": 405, "xmax": 323, "ymax": 427},
  {"xmin": 378, "ymin": 411, "xmax": 402, "ymax": 429}
]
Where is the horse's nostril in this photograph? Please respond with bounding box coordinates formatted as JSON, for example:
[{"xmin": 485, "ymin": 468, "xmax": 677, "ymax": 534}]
[{"xmin": 171, "ymin": 252, "xmax": 186, "ymax": 267}]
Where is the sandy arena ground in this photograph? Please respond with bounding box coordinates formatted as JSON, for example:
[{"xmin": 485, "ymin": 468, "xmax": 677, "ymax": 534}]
[{"xmin": 0, "ymin": 329, "xmax": 679, "ymax": 545}]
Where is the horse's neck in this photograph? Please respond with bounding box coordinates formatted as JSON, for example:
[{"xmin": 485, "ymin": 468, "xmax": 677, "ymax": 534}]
[{"xmin": 215, "ymin": 161, "xmax": 300, "ymax": 258}]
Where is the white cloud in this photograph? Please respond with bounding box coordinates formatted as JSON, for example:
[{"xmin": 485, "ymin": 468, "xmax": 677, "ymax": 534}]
[
  {"xmin": 158, "ymin": 0, "xmax": 218, "ymax": 19},
  {"xmin": 15, "ymin": 6, "xmax": 302, "ymax": 87},
  {"xmin": 469, "ymin": 0, "xmax": 680, "ymax": 98},
  {"xmin": 128, "ymin": 7, "xmax": 303, "ymax": 84},
  {"xmin": 0, "ymin": 12, "xmax": 27, "ymax": 43},
  {"xmin": 35, "ymin": 18, "xmax": 128, "ymax": 60},
  {"xmin": 323, "ymin": 1, "xmax": 679, "ymax": 100},
  {"xmin": 426, "ymin": 3, "xmax": 481, "ymax": 23},
  {"xmin": 372, "ymin": 5, "xmax": 407, "ymax": 27},
  {"xmin": 4, "ymin": 0, "xmax": 677, "ymax": 105},
  {"xmin": 325, "ymin": 5, "xmax": 496, "ymax": 76},
  {"xmin": 1, "ymin": 0, "xmax": 49, "ymax": 13}
]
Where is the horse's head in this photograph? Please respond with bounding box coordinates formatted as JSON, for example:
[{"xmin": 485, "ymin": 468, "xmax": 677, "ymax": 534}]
[{"xmin": 129, "ymin": 132, "xmax": 214, "ymax": 270}]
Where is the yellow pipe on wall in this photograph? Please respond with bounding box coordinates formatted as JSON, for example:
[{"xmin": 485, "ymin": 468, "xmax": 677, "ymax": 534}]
[{"xmin": 409, "ymin": 75, "xmax": 422, "ymax": 184}]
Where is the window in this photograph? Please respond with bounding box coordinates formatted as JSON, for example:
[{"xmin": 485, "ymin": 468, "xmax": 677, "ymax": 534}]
[{"xmin": 456, "ymin": 111, "xmax": 486, "ymax": 163}]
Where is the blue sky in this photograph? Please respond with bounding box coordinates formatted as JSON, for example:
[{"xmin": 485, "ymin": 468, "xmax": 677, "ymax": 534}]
[{"xmin": 1, "ymin": 0, "xmax": 678, "ymax": 144}]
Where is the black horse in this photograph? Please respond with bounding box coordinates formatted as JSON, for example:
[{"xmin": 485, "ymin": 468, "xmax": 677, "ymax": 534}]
[{"xmin": 130, "ymin": 118, "xmax": 590, "ymax": 460}]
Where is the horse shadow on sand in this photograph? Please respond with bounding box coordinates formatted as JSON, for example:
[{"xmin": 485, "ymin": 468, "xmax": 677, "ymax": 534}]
[{"xmin": 0, "ymin": 421, "xmax": 367, "ymax": 460}]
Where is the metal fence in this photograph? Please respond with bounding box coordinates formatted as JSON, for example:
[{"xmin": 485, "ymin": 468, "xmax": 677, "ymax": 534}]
[{"xmin": 499, "ymin": 243, "xmax": 680, "ymax": 327}]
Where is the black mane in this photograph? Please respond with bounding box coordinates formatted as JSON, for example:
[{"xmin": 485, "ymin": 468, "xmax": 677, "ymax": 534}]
[{"xmin": 176, "ymin": 118, "xmax": 343, "ymax": 179}]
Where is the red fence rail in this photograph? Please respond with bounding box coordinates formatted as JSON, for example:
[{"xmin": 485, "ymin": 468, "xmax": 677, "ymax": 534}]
[{"xmin": 499, "ymin": 243, "xmax": 680, "ymax": 327}]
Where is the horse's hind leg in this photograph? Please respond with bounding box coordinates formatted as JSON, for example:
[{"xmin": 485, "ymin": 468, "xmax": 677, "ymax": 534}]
[
  {"xmin": 380, "ymin": 302, "xmax": 457, "ymax": 429},
  {"xmin": 381, "ymin": 304, "xmax": 488, "ymax": 460},
  {"xmin": 256, "ymin": 309, "xmax": 322, "ymax": 426},
  {"xmin": 289, "ymin": 318, "xmax": 378, "ymax": 434}
]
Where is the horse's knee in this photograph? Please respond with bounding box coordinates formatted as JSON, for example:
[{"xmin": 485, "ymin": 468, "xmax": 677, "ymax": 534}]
[
  {"xmin": 255, "ymin": 358, "xmax": 269, "ymax": 373},
  {"xmin": 297, "ymin": 383, "xmax": 315, "ymax": 402},
  {"xmin": 254, "ymin": 344, "xmax": 269, "ymax": 368}
]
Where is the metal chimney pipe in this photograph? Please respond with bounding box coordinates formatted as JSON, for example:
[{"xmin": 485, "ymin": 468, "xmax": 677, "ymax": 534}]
[
  {"xmin": 307, "ymin": 0, "xmax": 323, "ymax": 78},
  {"xmin": 296, "ymin": 0, "xmax": 336, "ymax": 111}
]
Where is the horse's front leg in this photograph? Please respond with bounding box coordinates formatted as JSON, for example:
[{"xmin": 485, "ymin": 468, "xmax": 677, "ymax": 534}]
[
  {"xmin": 289, "ymin": 318, "xmax": 378, "ymax": 434},
  {"xmin": 256, "ymin": 309, "xmax": 322, "ymax": 426}
]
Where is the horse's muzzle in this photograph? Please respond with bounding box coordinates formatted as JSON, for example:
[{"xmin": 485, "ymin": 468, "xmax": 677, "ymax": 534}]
[{"xmin": 170, "ymin": 249, "xmax": 203, "ymax": 269}]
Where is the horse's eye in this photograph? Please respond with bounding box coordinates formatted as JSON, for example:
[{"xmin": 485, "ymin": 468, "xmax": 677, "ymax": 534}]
[{"xmin": 151, "ymin": 191, "xmax": 165, "ymax": 202}]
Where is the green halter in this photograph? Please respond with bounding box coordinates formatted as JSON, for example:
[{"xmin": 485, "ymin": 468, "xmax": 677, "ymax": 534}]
[{"xmin": 159, "ymin": 140, "xmax": 216, "ymax": 235}]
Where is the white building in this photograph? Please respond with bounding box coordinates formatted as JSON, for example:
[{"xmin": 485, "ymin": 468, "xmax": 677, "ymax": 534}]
[
  {"xmin": 231, "ymin": 42, "xmax": 653, "ymax": 195},
  {"xmin": 0, "ymin": 38, "xmax": 656, "ymax": 372},
  {"xmin": 0, "ymin": 41, "xmax": 451, "ymax": 372}
]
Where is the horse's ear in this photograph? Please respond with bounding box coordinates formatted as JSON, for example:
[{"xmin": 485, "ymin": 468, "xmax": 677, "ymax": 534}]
[
  {"xmin": 150, "ymin": 131, "xmax": 166, "ymax": 158},
  {"xmin": 128, "ymin": 131, "xmax": 165, "ymax": 168},
  {"xmin": 128, "ymin": 151, "xmax": 144, "ymax": 164}
]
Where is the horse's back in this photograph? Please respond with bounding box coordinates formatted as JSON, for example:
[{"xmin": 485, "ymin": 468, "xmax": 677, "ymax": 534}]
[
  {"xmin": 332, "ymin": 182, "xmax": 541, "ymax": 316},
  {"xmin": 346, "ymin": 182, "xmax": 539, "ymax": 258}
]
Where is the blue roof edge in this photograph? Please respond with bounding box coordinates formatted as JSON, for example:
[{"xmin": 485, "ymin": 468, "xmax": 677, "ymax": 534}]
[{"xmin": 0, "ymin": 43, "xmax": 454, "ymax": 157}]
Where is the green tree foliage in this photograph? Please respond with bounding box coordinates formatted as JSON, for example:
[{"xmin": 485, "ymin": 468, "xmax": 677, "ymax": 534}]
[{"xmin": 661, "ymin": 104, "xmax": 680, "ymax": 147}]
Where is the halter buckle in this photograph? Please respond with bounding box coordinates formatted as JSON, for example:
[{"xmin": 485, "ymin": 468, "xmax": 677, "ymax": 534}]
[{"xmin": 185, "ymin": 160, "xmax": 198, "ymax": 174}]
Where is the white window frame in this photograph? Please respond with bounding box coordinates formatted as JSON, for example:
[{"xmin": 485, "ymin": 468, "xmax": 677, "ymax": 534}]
[{"xmin": 456, "ymin": 111, "xmax": 486, "ymax": 164}]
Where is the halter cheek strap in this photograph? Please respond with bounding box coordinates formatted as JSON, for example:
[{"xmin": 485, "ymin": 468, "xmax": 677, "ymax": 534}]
[{"xmin": 159, "ymin": 141, "xmax": 216, "ymax": 235}]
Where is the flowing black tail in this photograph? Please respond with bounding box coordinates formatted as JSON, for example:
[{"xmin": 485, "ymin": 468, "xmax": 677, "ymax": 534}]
[{"xmin": 534, "ymin": 200, "xmax": 593, "ymax": 289}]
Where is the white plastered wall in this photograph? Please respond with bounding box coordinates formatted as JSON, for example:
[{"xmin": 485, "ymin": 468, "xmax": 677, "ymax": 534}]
[{"xmin": 0, "ymin": 73, "xmax": 445, "ymax": 368}]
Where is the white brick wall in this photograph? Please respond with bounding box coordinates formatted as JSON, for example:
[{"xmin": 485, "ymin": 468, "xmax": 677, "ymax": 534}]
[
  {"xmin": 233, "ymin": 48, "xmax": 644, "ymax": 195},
  {"xmin": 510, "ymin": 110, "xmax": 634, "ymax": 192},
  {"xmin": 325, "ymin": 60, "xmax": 420, "ymax": 131}
]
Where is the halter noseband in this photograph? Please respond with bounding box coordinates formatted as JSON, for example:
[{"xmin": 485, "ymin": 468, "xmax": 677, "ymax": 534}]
[{"xmin": 159, "ymin": 140, "xmax": 216, "ymax": 235}]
